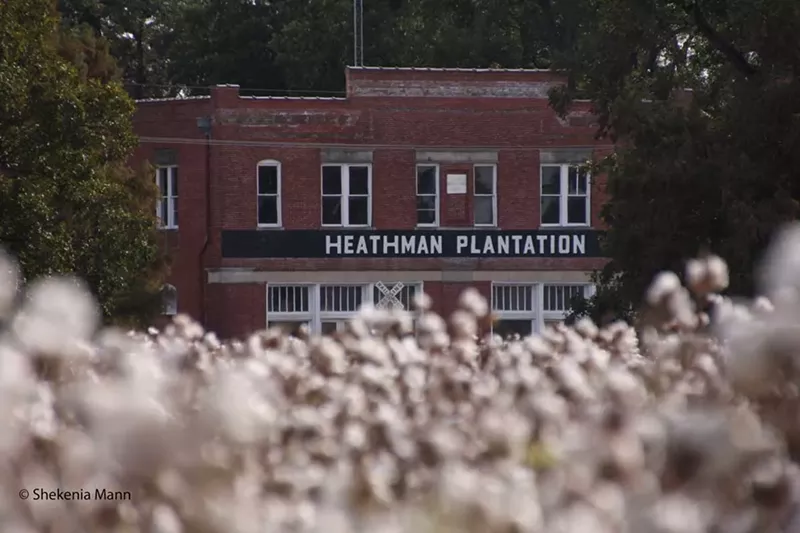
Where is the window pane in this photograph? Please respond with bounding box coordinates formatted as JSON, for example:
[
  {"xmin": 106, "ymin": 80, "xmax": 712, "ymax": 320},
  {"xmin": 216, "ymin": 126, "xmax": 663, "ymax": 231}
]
[
  {"xmin": 268, "ymin": 285, "xmax": 310, "ymax": 313},
  {"xmin": 268, "ymin": 321, "xmax": 308, "ymax": 337},
  {"xmin": 494, "ymin": 319, "xmax": 533, "ymax": 339},
  {"xmin": 567, "ymin": 197, "xmax": 587, "ymax": 224},
  {"xmin": 568, "ymin": 166, "xmax": 587, "ymax": 194},
  {"xmin": 474, "ymin": 166, "xmax": 494, "ymax": 194},
  {"xmin": 159, "ymin": 199, "xmax": 167, "ymax": 225},
  {"xmin": 541, "ymin": 196, "xmax": 560, "ymax": 224},
  {"xmin": 349, "ymin": 166, "xmax": 369, "ymax": 194},
  {"xmin": 157, "ymin": 168, "xmax": 167, "ymax": 193},
  {"xmin": 541, "ymin": 166, "xmax": 561, "ymax": 194},
  {"xmin": 322, "ymin": 166, "xmax": 342, "ymax": 194},
  {"xmin": 417, "ymin": 195, "xmax": 435, "ymax": 210},
  {"xmin": 172, "ymin": 197, "xmax": 178, "ymax": 226},
  {"xmin": 417, "ymin": 166, "xmax": 437, "ymax": 194},
  {"xmin": 258, "ymin": 196, "xmax": 278, "ymax": 225},
  {"xmin": 322, "ymin": 197, "xmax": 342, "ymax": 225},
  {"xmin": 321, "ymin": 321, "xmax": 343, "ymax": 335},
  {"xmin": 417, "ymin": 209, "xmax": 435, "ymax": 225},
  {"xmin": 171, "ymin": 168, "xmax": 178, "ymax": 196},
  {"xmin": 258, "ymin": 165, "xmax": 278, "ymax": 194},
  {"xmin": 348, "ymin": 197, "xmax": 369, "ymax": 225},
  {"xmin": 474, "ymin": 196, "xmax": 494, "ymax": 225}
]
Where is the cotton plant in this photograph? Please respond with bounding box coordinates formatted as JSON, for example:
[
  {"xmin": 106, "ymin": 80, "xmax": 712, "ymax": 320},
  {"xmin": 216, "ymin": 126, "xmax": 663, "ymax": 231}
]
[{"xmin": 3, "ymin": 227, "xmax": 800, "ymax": 532}]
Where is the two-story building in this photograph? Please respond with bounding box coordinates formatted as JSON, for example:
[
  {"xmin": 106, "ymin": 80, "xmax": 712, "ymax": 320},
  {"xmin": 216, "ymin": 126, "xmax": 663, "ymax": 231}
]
[{"xmin": 133, "ymin": 66, "xmax": 611, "ymax": 340}]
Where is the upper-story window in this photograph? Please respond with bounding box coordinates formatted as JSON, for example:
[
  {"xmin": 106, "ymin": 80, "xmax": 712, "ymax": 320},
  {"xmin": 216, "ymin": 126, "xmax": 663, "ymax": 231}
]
[
  {"xmin": 473, "ymin": 164, "xmax": 496, "ymax": 226},
  {"xmin": 156, "ymin": 165, "xmax": 178, "ymax": 229},
  {"xmin": 321, "ymin": 164, "xmax": 371, "ymax": 227},
  {"xmin": 540, "ymin": 164, "xmax": 590, "ymax": 227},
  {"xmin": 416, "ymin": 164, "xmax": 439, "ymax": 226},
  {"xmin": 257, "ymin": 160, "xmax": 281, "ymax": 227}
]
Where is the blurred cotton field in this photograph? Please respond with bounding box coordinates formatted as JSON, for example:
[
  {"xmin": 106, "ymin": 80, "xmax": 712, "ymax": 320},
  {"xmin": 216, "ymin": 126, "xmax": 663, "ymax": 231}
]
[{"xmin": 8, "ymin": 226, "xmax": 800, "ymax": 533}]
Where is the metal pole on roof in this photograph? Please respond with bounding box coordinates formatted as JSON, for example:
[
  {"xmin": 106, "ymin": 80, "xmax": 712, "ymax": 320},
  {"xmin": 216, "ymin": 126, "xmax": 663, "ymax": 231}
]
[{"xmin": 353, "ymin": 0, "xmax": 364, "ymax": 66}]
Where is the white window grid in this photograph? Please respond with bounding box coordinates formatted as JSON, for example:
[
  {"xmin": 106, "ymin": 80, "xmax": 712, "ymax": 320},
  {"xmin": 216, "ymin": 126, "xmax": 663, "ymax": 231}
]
[
  {"xmin": 473, "ymin": 164, "xmax": 497, "ymax": 227},
  {"xmin": 491, "ymin": 283, "xmax": 595, "ymax": 334},
  {"xmin": 540, "ymin": 164, "xmax": 591, "ymax": 227},
  {"xmin": 267, "ymin": 282, "xmax": 424, "ymax": 334},
  {"xmin": 156, "ymin": 165, "xmax": 178, "ymax": 229},
  {"xmin": 416, "ymin": 164, "xmax": 439, "ymax": 227},
  {"xmin": 257, "ymin": 159, "xmax": 281, "ymax": 227},
  {"xmin": 321, "ymin": 164, "xmax": 372, "ymax": 227}
]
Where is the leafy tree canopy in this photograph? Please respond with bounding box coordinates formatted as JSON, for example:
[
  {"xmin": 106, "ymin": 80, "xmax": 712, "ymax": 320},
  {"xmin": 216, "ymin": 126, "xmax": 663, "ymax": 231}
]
[
  {"xmin": 0, "ymin": 0, "xmax": 168, "ymax": 327},
  {"xmin": 551, "ymin": 0, "xmax": 800, "ymax": 323}
]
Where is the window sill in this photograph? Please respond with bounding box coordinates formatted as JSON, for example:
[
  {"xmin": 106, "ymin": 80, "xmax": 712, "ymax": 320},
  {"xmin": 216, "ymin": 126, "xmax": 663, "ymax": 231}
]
[
  {"xmin": 257, "ymin": 225, "xmax": 283, "ymax": 230},
  {"xmin": 159, "ymin": 227, "xmax": 179, "ymax": 231},
  {"xmin": 539, "ymin": 224, "xmax": 592, "ymax": 230},
  {"xmin": 320, "ymin": 225, "xmax": 374, "ymax": 230}
]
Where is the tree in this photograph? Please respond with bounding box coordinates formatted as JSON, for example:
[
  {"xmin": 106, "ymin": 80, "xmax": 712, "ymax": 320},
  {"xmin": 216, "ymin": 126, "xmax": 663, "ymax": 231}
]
[
  {"xmin": 167, "ymin": 0, "xmax": 286, "ymax": 96},
  {"xmin": 550, "ymin": 0, "xmax": 800, "ymax": 323},
  {"xmin": 0, "ymin": 0, "xmax": 168, "ymax": 326},
  {"xmin": 57, "ymin": 0, "xmax": 176, "ymax": 98}
]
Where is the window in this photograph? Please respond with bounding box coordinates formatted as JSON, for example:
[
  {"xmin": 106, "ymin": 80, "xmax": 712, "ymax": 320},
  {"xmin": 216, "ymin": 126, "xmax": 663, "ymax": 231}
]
[
  {"xmin": 161, "ymin": 284, "xmax": 177, "ymax": 316},
  {"xmin": 266, "ymin": 282, "xmax": 423, "ymax": 335},
  {"xmin": 267, "ymin": 285, "xmax": 312, "ymax": 336},
  {"xmin": 257, "ymin": 160, "xmax": 281, "ymax": 226},
  {"xmin": 474, "ymin": 165, "xmax": 496, "ymax": 226},
  {"xmin": 491, "ymin": 283, "xmax": 593, "ymax": 338},
  {"xmin": 320, "ymin": 284, "xmax": 368, "ymax": 333},
  {"xmin": 416, "ymin": 165, "xmax": 439, "ymax": 226},
  {"xmin": 321, "ymin": 164, "xmax": 371, "ymax": 226},
  {"xmin": 540, "ymin": 164, "xmax": 590, "ymax": 226},
  {"xmin": 492, "ymin": 284, "xmax": 535, "ymax": 338},
  {"xmin": 157, "ymin": 166, "xmax": 178, "ymax": 229}
]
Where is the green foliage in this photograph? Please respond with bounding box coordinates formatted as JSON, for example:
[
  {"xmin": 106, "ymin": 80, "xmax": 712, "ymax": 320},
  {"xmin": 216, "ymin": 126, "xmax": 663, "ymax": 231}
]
[
  {"xmin": 555, "ymin": 0, "xmax": 800, "ymax": 323},
  {"xmin": 0, "ymin": 0, "xmax": 167, "ymax": 327}
]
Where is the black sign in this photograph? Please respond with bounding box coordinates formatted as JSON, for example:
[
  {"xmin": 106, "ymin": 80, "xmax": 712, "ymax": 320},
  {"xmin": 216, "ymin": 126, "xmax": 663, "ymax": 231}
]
[{"xmin": 221, "ymin": 229, "xmax": 605, "ymax": 259}]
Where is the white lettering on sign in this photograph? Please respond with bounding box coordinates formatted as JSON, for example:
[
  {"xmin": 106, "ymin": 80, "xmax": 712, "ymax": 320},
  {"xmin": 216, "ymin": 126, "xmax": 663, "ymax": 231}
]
[{"xmin": 325, "ymin": 233, "xmax": 587, "ymax": 256}]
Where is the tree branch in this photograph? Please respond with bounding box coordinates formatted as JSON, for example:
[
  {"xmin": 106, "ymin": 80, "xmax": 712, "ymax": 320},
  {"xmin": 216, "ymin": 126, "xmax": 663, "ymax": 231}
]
[{"xmin": 685, "ymin": 1, "xmax": 758, "ymax": 79}]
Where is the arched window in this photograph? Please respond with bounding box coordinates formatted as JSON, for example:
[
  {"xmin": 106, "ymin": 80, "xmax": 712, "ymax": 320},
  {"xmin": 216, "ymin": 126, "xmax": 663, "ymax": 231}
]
[{"xmin": 161, "ymin": 284, "xmax": 178, "ymax": 316}]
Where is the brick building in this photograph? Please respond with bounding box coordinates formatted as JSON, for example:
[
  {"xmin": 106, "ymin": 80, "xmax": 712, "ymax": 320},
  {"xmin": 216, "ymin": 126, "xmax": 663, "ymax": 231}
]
[{"xmin": 132, "ymin": 66, "xmax": 612, "ymax": 340}]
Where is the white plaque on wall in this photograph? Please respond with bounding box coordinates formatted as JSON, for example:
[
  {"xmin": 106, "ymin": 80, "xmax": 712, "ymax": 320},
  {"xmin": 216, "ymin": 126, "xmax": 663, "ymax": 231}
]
[{"xmin": 446, "ymin": 173, "xmax": 467, "ymax": 194}]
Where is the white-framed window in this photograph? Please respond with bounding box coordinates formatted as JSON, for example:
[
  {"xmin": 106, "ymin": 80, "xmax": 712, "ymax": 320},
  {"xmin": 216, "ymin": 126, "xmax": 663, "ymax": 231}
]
[
  {"xmin": 416, "ymin": 164, "xmax": 439, "ymax": 226},
  {"xmin": 156, "ymin": 165, "xmax": 178, "ymax": 229},
  {"xmin": 267, "ymin": 284, "xmax": 313, "ymax": 336},
  {"xmin": 540, "ymin": 164, "xmax": 591, "ymax": 227},
  {"xmin": 473, "ymin": 164, "xmax": 497, "ymax": 226},
  {"xmin": 257, "ymin": 160, "xmax": 281, "ymax": 227},
  {"xmin": 319, "ymin": 284, "xmax": 369, "ymax": 333},
  {"xmin": 491, "ymin": 282, "xmax": 594, "ymax": 338},
  {"xmin": 321, "ymin": 164, "xmax": 371, "ymax": 227},
  {"xmin": 161, "ymin": 284, "xmax": 177, "ymax": 316},
  {"xmin": 266, "ymin": 282, "xmax": 423, "ymax": 335}
]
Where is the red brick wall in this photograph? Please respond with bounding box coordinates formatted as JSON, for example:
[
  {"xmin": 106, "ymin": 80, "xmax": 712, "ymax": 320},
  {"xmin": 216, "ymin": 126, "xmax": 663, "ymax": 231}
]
[
  {"xmin": 205, "ymin": 283, "xmax": 266, "ymax": 339},
  {"xmin": 132, "ymin": 98, "xmax": 212, "ymax": 324},
  {"xmin": 132, "ymin": 70, "xmax": 612, "ymax": 336}
]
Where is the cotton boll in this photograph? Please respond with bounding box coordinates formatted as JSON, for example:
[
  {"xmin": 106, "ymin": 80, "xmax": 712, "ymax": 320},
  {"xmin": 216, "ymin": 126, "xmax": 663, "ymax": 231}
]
[
  {"xmin": 758, "ymin": 223, "xmax": 800, "ymax": 301},
  {"xmin": 458, "ymin": 288, "xmax": 489, "ymax": 318},
  {"xmin": 646, "ymin": 272, "xmax": 682, "ymax": 306},
  {"xmin": 413, "ymin": 292, "xmax": 433, "ymax": 312},
  {"xmin": 12, "ymin": 276, "xmax": 99, "ymax": 356}
]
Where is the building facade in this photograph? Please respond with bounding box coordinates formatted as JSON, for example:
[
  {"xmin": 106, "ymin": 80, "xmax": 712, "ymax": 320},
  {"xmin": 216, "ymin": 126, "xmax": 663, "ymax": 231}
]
[{"xmin": 132, "ymin": 66, "xmax": 611, "ymax": 339}]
